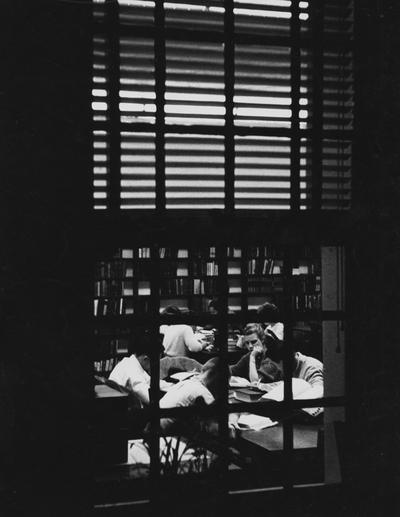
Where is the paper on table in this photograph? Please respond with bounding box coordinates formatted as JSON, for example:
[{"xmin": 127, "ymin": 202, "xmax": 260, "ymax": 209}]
[
  {"xmin": 261, "ymin": 378, "xmax": 312, "ymax": 401},
  {"xmin": 169, "ymin": 371, "xmax": 196, "ymax": 381},
  {"xmin": 235, "ymin": 413, "xmax": 278, "ymax": 431},
  {"xmin": 229, "ymin": 376, "xmax": 251, "ymax": 388}
]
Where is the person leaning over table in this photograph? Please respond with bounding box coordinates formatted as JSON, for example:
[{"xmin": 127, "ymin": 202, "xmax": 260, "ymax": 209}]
[
  {"xmin": 159, "ymin": 357, "xmax": 230, "ymax": 433},
  {"xmin": 108, "ymin": 334, "xmax": 169, "ymax": 406},
  {"xmin": 230, "ymin": 323, "xmax": 283, "ymax": 383},
  {"xmin": 258, "ymin": 326, "xmax": 324, "ymax": 398},
  {"xmin": 160, "ymin": 305, "xmax": 209, "ymax": 357}
]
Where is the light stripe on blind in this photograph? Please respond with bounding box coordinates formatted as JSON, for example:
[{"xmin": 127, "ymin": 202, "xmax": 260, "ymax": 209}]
[
  {"xmin": 92, "ymin": 35, "xmax": 110, "ymax": 123},
  {"xmin": 324, "ymin": 0, "xmax": 354, "ymax": 37},
  {"xmin": 119, "ymin": 37, "xmax": 155, "ymax": 125},
  {"xmin": 234, "ymin": 0, "xmax": 310, "ymax": 36},
  {"xmin": 118, "ymin": 0, "xmax": 155, "ymax": 26},
  {"xmin": 120, "ymin": 132, "xmax": 156, "ymax": 209},
  {"xmin": 165, "ymin": 134, "xmax": 224, "ymax": 208},
  {"xmin": 165, "ymin": 1, "xmax": 224, "ymax": 32},
  {"xmin": 166, "ymin": 40, "xmax": 225, "ymax": 126},
  {"xmin": 234, "ymin": 136, "xmax": 291, "ymax": 209},
  {"xmin": 322, "ymin": 139, "xmax": 351, "ymax": 210},
  {"xmin": 323, "ymin": 49, "xmax": 354, "ymax": 131},
  {"xmin": 93, "ymin": 130, "xmax": 109, "ymax": 210},
  {"xmin": 235, "ymin": 44, "xmax": 291, "ymax": 128}
]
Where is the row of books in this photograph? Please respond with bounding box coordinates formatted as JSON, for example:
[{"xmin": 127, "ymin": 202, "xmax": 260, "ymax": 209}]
[
  {"xmin": 247, "ymin": 259, "xmax": 283, "ymax": 275},
  {"xmin": 292, "ymin": 294, "xmax": 321, "ymax": 310},
  {"xmin": 94, "ymin": 297, "xmax": 134, "ymax": 316},
  {"xmin": 159, "ymin": 247, "xmax": 189, "ymax": 258},
  {"xmin": 94, "ymin": 280, "xmax": 134, "ymax": 297},
  {"xmin": 226, "ymin": 247, "xmax": 242, "ymax": 258},
  {"xmin": 192, "ymin": 261, "xmax": 219, "ymax": 277},
  {"xmin": 159, "ymin": 278, "xmax": 219, "ymax": 296},
  {"xmin": 95, "ymin": 260, "xmax": 126, "ymax": 280},
  {"xmin": 247, "ymin": 277, "xmax": 284, "ymax": 294},
  {"xmin": 159, "ymin": 262, "xmax": 189, "ymax": 277},
  {"xmin": 192, "ymin": 246, "xmax": 216, "ymax": 259},
  {"xmin": 247, "ymin": 246, "xmax": 281, "ymax": 259},
  {"xmin": 291, "ymin": 275, "xmax": 321, "ymax": 293},
  {"xmin": 94, "ymin": 357, "xmax": 119, "ymax": 375},
  {"xmin": 138, "ymin": 247, "xmax": 151, "ymax": 258}
]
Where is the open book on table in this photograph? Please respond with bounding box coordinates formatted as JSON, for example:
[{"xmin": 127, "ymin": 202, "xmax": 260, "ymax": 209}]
[
  {"xmin": 261, "ymin": 378, "xmax": 324, "ymax": 417},
  {"xmin": 229, "ymin": 412, "xmax": 278, "ymax": 431}
]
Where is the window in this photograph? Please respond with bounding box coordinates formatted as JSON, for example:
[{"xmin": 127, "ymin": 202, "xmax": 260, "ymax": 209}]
[
  {"xmin": 93, "ymin": 243, "xmax": 346, "ymax": 507},
  {"xmin": 92, "ymin": 0, "xmax": 353, "ymax": 211}
]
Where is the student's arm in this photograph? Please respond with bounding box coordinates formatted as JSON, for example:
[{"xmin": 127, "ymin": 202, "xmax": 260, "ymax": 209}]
[
  {"xmin": 248, "ymin": 352, "xmax": 259, "ymax": 383},
  {"xmin": 130, "ymin": 381, "xmax": 150, "ymax": 405},
  {"xmin": 183, "ymin": 326, "xmax": 205, "ymax": 353},
  {"xmin": 230, "ymin": 354, "xmax": 250, "ymax": 379}
]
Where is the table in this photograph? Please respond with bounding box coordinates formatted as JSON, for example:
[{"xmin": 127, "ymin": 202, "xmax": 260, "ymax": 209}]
[{"xmin": 240, "ymin": 422, "xmax": 320, "ymax": 451}]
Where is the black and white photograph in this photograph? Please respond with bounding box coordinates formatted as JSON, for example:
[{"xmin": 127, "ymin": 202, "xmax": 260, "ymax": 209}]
[{"xmin": 1, "ymin": 1, "xmax": 399, "ymax": 516}]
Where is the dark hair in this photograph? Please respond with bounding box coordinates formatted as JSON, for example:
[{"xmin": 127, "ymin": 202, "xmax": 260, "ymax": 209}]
[
  {"xmin": 208, "ymin": 298, "xmax": 221, "ymax": 312},
  {"xmin": 243, "ymin": 323, "xmax": 264, "ymax": 339},
  {"xmin": 201, "ymin": 357, "xmax": 231, "ymax": 399},
  {"xmin": 292, "ymin": 325, "xmax": 312, "ymax": 351},
  {"xmin": 161, "ymin": 305, "xmax": 181, "ymax": 316},
  {"xmin": 132, "ymin": 330, "xmax": 164, "ymax": 357},
  {"xmin": 256, "ymin": 302, "xmax": 280, "ymax": 322}
]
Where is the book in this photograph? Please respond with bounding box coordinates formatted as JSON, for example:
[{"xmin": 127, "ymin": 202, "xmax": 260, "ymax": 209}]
[
  {"xmin": 233, "ymin": 387, "xmax": 264, "ymax": 402},
  {"xmin": 235, "ymin": 413, "xmax": 278, "ymax": 431},
  {"xmin": 261, "ymin": 378, "xmax": 324, "ymax": 417}
]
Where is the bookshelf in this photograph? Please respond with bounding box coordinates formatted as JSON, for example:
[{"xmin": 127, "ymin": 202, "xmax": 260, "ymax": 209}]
[{"xmin": 93, "ymin": 245, "xmax": 322, "ymax": 373}]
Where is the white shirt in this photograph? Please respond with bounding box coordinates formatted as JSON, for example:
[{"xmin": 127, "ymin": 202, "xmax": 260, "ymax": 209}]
[
  {"xmin": 160, "ymin": 324, "xmax": 204, "ymax": 357},
  {"xmin": 108, "ymin": 355, "xmax": 150, "ymax": 405},
  {"xmin": 159, "ymin": 376, "xmax": 214, "ymax": 408}
]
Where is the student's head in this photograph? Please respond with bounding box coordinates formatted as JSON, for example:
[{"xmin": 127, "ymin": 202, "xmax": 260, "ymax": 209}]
[
  {"xmin": 256, "ymin": 302, "xmax": 280, "ymax": 325},
  {"xmin": 242, "ymin": 323, "xmax": 265, "ymax": 353},
  {"xmin": 207, "ymin": 298, "xmax": 221, "ymax": 314},
  {"xmin": 200, "ymin": 357, "xmax": 230, "ymax": 399},
  {"xmin": 133, "ymin": 331, "xmax": 163, "ymax": 374},
  {"xmin": 161, "ymin": 305, "xmax": 181, "ymax": 316}
]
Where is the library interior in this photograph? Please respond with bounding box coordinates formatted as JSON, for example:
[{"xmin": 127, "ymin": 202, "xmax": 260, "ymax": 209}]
[{"xmin": 2, "ymin": 1, "xmax": 400, "ymax": 517}]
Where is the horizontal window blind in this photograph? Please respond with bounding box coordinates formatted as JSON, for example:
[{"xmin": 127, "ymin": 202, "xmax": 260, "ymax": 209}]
[{"xmin": 92, "ymin": 0, "xmax": 353, "ymax": 211}]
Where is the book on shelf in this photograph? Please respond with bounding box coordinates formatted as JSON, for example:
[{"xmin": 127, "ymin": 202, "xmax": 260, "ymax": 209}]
[
  {"xmin": 228, "ymin": 262, "xmax": 241, "ymax": 275},
  {"xmin": 121, "ymin": 249, "xmax": 134, "ymax": 259},
  {"xmin": 138, "ymin": 247, "xmax": 151, "ymax": 258}
]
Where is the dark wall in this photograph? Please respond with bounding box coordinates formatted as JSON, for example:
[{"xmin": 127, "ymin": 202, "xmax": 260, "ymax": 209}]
[{"xmin": 1, "ymin": 1, "xmax": 93, "ymax": 515}]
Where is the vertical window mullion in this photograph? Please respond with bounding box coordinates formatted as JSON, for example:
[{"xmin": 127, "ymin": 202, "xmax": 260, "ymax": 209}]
[
  {"xmin": 216, "ymin": 243, "xmax": 229, "ymax": 505},
  {"xmin": 149, "ymin": 244, "xmax": 160, "ymax": 505},
  {"xmin": 311, "ymin": 2, "xmax": 324, "ymax": 211},
  {"xmin": 290, "ymin": 1, "xmax": 301, "ymax": 211},
  {"xmin": 107, "ymin": 1, "xmax": 121, "ymax": 213},
  {"xmin": 282, "ymin": 245, "xmax": 294, "ymax": 490},
  {"xmin": 155, "ymin": 2, "xmax": 166, "ymax": 211},
  {"xmin": 224, "ymin": 0, "xmax": 235, "ymax": 212}
]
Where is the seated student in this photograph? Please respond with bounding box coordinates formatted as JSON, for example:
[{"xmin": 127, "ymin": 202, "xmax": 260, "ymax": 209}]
[
  {"xmin": 257, "ymin": 301, "xmax": 284, "ymax": 342},
  {"xmin": 159, "ymin": 357, "xmax": 229, "ymax": 433},
  {"xmin": 108, "ymin": 335, "xmax": 168, "ymax": 406},
  {"xmin": 258, "ymin": 326, "xmax": 324, "ymax": 400},
  {"xmin": 230, "ymin": 323, "xmax": 282, "ymax": 383},
  {"xmin": 160, "ymin": 305, "xmax": 208, "ymax": 357},
  {"xmin": 108, "ymin": 350, "xmax": 151, "ymax": 406},
  {"xmin": 235, "ymin": 302, "xmax": 284, "ymax": 349}
]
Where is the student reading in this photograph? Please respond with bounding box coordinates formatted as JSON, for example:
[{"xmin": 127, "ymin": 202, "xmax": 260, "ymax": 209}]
[
  {"xmin": 159, "ymin": 305, "xmax": 209, "ymax": 357},
  {"xmin": 231, "ymin": 322, "xmax": 324, "ymax": 399}
]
